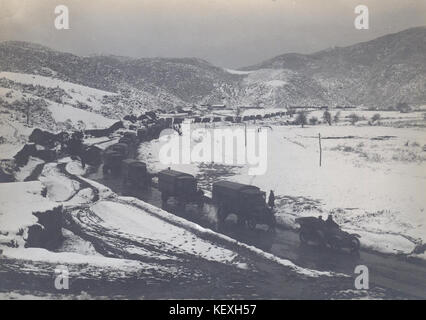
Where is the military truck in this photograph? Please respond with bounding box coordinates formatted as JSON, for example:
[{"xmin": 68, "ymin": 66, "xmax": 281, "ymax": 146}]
[
  {"xmin": 102, "ymin": 143, "xmax": 129, "ymax": 174},
  {"xmin": 119, "ymin": 132, "xmax": 138, "ymax": 146},
  {"xmin": 137, "ymin": 128, "xmax": 148, "ymax": 141},
  {"xmin": 158, "ymin": 169, "xmax": 203, "ymax": 207},
  {"xmin": 102, "ymin": 151, "xmax": 125, "ymax": 174},
  {"xmin": 145, "ymin": 123, "xmax": 162, "ymax": 140},
  {"xmin": 212, "ymin": 181, "xmax": 275, "ymax": 231},
  {"xmin": 122, "ymin": 159, "xmax": 151, "ymax": 188},
  {"xmin": 108, "ymin": 143, "xmax": 129, "ymax": 157},
  {"xmin": 82, "ymin": 145, "xmax": 102, "ymax": 166}
]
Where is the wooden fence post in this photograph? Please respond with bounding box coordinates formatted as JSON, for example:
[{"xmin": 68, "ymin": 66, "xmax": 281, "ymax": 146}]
[{"xmin": 319, "ymin": 133, "xmax": 322, "ymax": 167}]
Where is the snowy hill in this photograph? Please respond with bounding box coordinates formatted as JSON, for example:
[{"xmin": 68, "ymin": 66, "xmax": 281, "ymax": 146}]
[
  {"xmin": 243, "ymin": 26, "xmax": 426, "ymax": 108},
  {"xmin": 1, "ymin": 27, "xmax": 425, "ymax": 110},
  {"xmin": 0, "ymin": 41, "xmax": 239, "ymax": 107},
  {"xmin": 0, "ymin": 27, "xmax": 426, "ymax": 117}
]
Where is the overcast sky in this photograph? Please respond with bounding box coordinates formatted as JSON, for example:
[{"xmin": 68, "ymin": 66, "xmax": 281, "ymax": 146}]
[{"xmin": 0, "ymin": 0, "xmax": 425, "ymax": 68}]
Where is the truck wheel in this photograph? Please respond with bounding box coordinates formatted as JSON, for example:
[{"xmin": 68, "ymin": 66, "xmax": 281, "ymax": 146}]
[
  {"xmin": 267, "ymin": 224, "xmax": 276, "ymax": 234},
  {"xmin": 268, "ymin": 216, "xmax": 277, "ymax": 231},
  {"xmin": 161, "ymin": 192, "xmax": 168, "ymax": 203},
  {"xmin": 349, "ymin": 236, "xmax": 360, "ymax": 253},
  {"xmin": 328, "ymin": 236, "xmax": 341, "ymax": 251},
  {"xmin": 247, "ymin": 218, "xmax": 256, "ymax": 230},
  {"xmin": 217, "ymin": 206, "xmax": 225, "ymax": 225},
  {"xmin": 299, "ymin": 229, "xmax": 309, "ymax": 244},
  {"xmin": 315, "ymin": 231, "xmax": 327, "ymax": 248}
]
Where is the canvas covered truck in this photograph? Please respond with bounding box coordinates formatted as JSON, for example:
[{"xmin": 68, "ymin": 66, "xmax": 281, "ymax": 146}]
[
  {"xmin": 158, "ymin": 169, "xmax": 204, "ymax": 207},
  {"xmin": 137, "ymin": 128, "xmax": 148, "ymax": 141},
  {"xmin": 212, "ymin": 181, "xmax": 276, "ymax": 231},
  {"xmin": 102, "ymin": 143, "xmax": 129, "ymax": 174},
  {"xmin": 122, "ymin": 159, "xmax": 151, "ymax": 188},
  {"xmin": 119, "ymin": 131, "xmax": 138, "ymax": 147}
]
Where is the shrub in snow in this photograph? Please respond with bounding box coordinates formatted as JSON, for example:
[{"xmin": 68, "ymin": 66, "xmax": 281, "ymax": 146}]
[
  {"xmin": 323, "ymin": 111, "xmax": 332, "ymax": 125},
  {"xmin": 295, "ymin": 112, "xmax": 307, "ymax": 128},
  {"xmin": 396, "ymin": 102, "xmax": 411, "ymax": 113},
  {"xmin": 309, "ymin": 116, "xmax": 318, "ymax": 125},
  {"xmin": 348, "ymin": 113, "xmax": 360, "ymax": 125},
  {"xmin": 334, "ymin": 111, "xmax": 341, "ymax": 124},
  {"xmin": 371, "ymin": 113, "xmax": 381, "ymax": 123}
]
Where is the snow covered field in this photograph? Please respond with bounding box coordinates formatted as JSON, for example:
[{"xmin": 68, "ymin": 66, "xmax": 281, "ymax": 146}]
[
  {"xmin": 47, "ymin": 103, "xmax": 117, "ymax": 129},
  {"xmin": 138, "ymin": 120, "xmax": 426, "ymax": 257},
  {"xmin": 0, "ymin": 181, "xmax": 59, "ymax": 247}
]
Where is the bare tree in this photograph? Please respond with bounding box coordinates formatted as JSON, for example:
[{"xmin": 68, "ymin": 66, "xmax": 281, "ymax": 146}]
[
  {"xmin": 348, "ymin": 113, "xmax": 360, "ymax": 125},
  {"xmin": 309, "ymin": 116, "xmax": 318, "ymax": 125},
  {"xmin": 334, "ymin": 111, "xmax": 341, "ymax": 124},
  {"xmin": 235, "ymin": 106, "xmax": 241, "ymax": 117},
  {"xmin": 24, "ymin": 98, "xmax": 31, "ymax": 125},
  {"xmin": 396, "ymin": 102, "xmax": 411, "ymax": 113},
  {"xmin": 323, "ymin": 111, "xmax": 332, "ymax": 125},
  {"xmin": 371, "ymin": 113, "xmax": 381, "ymax": 123},
  {"xmin": 295, "ymin": 111, "xmax": 307, "ymax": 128}
]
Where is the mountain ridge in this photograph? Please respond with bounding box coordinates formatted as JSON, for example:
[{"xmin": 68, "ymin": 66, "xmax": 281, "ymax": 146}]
[{"xmin": 1, "ymin": 26, "xmax": 425, "ymax": 109}]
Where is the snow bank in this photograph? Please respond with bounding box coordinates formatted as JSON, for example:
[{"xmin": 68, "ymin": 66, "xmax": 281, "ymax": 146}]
[
  {"xmin": 58, "ymin": 229, "xmax": 102, "ymax": 256},
  {"xmin": 14, "ymin": 157, "xmax": 44, "ymax": 181},
  {"xmin": 1, "ymin": 247, "xmax": 163, "ymax": 273},
  {"xmin": 351, "ymin": 230, "xmax": 417, "ymax": 255},
  {"xmin": 122, "ymin": 197, "xmax": 341, "ymax": 277},
  {"xmin": 91, "ymin": 200, "xmax": 245, "ymax": 267},
  {"xmin": 79, "ymin": 177, "xmax": 115, "ymax": 199},
  {"xmin": 39, "ymin": 163, "xmax": 80, "ymax": 202},
  {"xmin": 0, "ymin": 181, "xmax": 59, "ymax": 246}
]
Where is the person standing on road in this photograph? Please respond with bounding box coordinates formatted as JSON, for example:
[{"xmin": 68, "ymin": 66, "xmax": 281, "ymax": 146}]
[
  {"xmin": 268, "ymin": 190, "xmax": 275, "ymax": 209},
  {"xmin": 326, "ymin": 214, "xmax": 339, "ymax": 230}
]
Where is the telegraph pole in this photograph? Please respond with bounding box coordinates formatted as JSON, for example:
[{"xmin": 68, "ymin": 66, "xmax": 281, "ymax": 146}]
[{"xmin": 319, "ymin": 133, "xmax": 322, "ymax": 167}]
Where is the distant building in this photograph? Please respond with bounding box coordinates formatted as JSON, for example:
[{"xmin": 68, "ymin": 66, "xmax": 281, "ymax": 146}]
[
  {"xmin": 239, "ymin": 105, "xmax": 262, "ymax": 109},
  {"xmin": 181, "ymin": 107, "xmax": 194, "ymax": 114},
  {"xmin": 211, "ymin": 104, "xmax": 226, "ymax": 109}
]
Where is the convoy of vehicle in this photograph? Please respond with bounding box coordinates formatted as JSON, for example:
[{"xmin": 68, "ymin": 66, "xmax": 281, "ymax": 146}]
[{"xmin": 96, "ymin": 112, "xmax": 360, "ymax": 252}]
